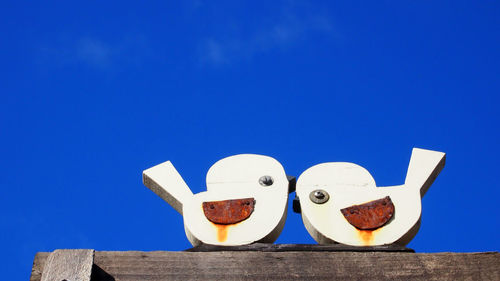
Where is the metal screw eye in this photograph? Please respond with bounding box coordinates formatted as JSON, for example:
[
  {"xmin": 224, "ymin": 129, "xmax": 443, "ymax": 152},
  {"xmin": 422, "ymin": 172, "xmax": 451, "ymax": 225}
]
[
  {"xmin": 309, "ymin": 189, "xmax": 330, "ymax": 204},
  {"xmin": 259, "ymin": 175, "xmax": 274, "ymax": 186},
  {"xmin": 314, "ymin": 190, "xmax": 325, "ymax": 199}
]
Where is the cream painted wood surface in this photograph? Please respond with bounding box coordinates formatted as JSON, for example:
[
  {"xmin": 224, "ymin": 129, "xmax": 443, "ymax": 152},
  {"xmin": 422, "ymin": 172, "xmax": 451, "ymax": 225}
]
[
  {"xmin": 143, "ymin": 154, "xmax": 290, "ymax": 246},
  {"xmin": 296, "ymin": 148, "xmax": 446, "ymax": 246}
]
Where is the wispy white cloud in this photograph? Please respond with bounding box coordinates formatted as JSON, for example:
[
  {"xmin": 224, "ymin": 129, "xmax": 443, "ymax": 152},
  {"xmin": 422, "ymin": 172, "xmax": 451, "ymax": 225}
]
[
  {"xmin": 204, "ymin": 39, "xmax": 228, "ymax": 65},
  {"xmin": 38, "ymin": 34, "xmax": 150, "ymax": 71},
  {"xmin": 75, "ymin": 38, "xmax": 113, "ymax": 68},
  {"xmin": 199, "ymin": 3, "xmax": 334, "ymax": 66}
]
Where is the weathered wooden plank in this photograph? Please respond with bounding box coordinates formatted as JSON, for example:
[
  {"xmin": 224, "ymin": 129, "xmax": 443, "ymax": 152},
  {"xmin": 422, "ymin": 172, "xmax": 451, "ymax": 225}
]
[
  {"xmin": 30, "ymin": 252, "xmax": 49, "ymax": 281},
  {"xmin": 40, "ymin": 249, "xmax": 94, "ymax": 281},
  {"xmin": 31, "ymin": 250, "xmax": 500, "ymax": 281}
]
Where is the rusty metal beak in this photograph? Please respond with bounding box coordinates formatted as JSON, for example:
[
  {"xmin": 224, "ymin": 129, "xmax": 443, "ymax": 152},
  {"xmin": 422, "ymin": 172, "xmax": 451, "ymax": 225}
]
[
  {"xmin": 202, "ymin": 198, "xmax": 255, "ymax": 225},
  {"xmin": 340, "ymin": 196, "xmax": 395, "ymax": 230}
]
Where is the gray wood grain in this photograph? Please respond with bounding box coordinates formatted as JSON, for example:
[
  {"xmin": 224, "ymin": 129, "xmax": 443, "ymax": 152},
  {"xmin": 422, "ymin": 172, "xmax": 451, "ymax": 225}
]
[
  {"xmin": 40, "ymin": 249, "xmax": 94, "ymax": 281},
  {"xmin": 30, "ymin": 252, "xmax": 49, "ymax": 281},
  {"xmin": 31, "ymin": 250, "xmax": 500, "ymax": 281}
]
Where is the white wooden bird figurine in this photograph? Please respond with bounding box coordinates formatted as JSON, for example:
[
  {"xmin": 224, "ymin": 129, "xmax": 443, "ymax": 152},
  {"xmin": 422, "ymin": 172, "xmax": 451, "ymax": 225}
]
[
  {"xmin": 143, "ymin": 154, "xmax": 292, "ymax": 246},
  {"xmin": 295, "ymin": 148, "xmax": 445, "ymax": 246}
]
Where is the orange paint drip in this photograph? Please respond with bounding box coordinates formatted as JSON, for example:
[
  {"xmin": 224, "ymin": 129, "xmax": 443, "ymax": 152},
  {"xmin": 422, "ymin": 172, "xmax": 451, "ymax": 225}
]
[
  {"xmin": 357, "ymin": 230, "xmax": 374, "ymax": 245},
  {"xmin": 215, "ymin": 224, "xmax": 229, "ymax": 242}
]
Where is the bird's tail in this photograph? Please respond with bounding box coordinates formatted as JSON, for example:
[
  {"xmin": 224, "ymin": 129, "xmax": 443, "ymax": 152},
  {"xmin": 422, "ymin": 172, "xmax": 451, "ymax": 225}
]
[
  {"xmin": 404, "ymin": 148, "xmax": 446, "ymax": 197},
  {"xmin": 143, "ymin": 161, "xmax": 193, "ymax": 214}
]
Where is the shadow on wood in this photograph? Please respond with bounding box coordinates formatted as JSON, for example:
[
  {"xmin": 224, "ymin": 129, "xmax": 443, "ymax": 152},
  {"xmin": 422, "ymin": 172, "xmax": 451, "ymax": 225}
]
[
  {"xmin": 90, "ymin": 264, "xmax": 115, "ymax": 281},
  {"xmin": 186, "ymin": 243, "xmax": 415, "ymax": 252}
]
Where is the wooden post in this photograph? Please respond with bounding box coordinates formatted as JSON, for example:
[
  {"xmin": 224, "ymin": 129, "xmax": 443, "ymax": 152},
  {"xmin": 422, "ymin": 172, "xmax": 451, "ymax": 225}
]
[{"xmin": 38, "ymin": 249, "xmax": 94, "ymax": 281}]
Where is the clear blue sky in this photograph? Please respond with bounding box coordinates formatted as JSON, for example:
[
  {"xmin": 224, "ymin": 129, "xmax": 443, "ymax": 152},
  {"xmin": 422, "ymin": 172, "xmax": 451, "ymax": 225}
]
[{"xmin": 1, "ymin": 1, "xmax": 499, "ymax": 280}]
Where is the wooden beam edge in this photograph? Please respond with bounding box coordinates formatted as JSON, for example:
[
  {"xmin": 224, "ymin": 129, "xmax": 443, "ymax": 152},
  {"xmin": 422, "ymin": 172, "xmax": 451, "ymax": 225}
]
[{"xmin": 30, "ymin": 250, "xmax": 500, "ymax": 281}]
